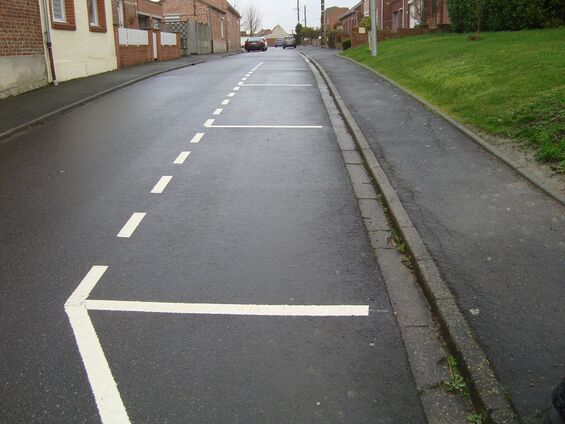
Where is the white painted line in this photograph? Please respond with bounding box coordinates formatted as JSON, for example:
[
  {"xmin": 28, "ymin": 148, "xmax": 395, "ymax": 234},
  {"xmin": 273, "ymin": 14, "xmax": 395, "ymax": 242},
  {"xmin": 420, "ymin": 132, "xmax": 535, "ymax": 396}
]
[
  {"xmin": 190, "ymin": 132, "xmax": 204, "ymax": 144},
  {"xmin": 204, "ymin": 119, "xmax": 215, "ymax": 128},
  {"xmin": 213, "ymin": 108, "xmax": 223, "ymax": 115},
  {"xmin": 117, "ymin": 212, "xmax": 146, "ymax": 238},
  {"xmin": 241, "ymin": 84, "xmax": 313, "ymax": 87},
  {"xmin": 245, "ymin": 74, "xmax": 251, "ymax": 77},
  {"xmin": 151, "ymin": 176, "xmax": 173, "ymax": 194},
  {"xmin": 65, "ymin": 306, "xmax": 131, "ymax": 424},
  {"xmin": 65, "ymin": 266, "xmax": 131, "ymax": 423},
  {"xmin": 221, "ymin": 99, "xmax": 230, "ymax": 105},
  {"xmin": 233, "ymin": 87, "xmax": 240, "ymax": 91},
  {"xmin": 238, "ymin": 82, "xmax": 244, "ymax": 86},
  {"xmin": 242, "ymin": 77, "xmax": 247, "ymax": 81},
  {"xmin": 174, "ymin": 151, "xmax": 191, "ymax": 164},
  {"xmin": 205, "ymin": 124, "xmax": 323, "ymax": 129},
  {"xmin": 228, "ymin": 92, "xmax": 235, "ymax": 97},
  {"xmin": 65, "ymin": 266, "xmax": 108, "ymax": 307},
  {"xmin": 86, "ymin": 300, "xmax": 370, "ymax": 317}
]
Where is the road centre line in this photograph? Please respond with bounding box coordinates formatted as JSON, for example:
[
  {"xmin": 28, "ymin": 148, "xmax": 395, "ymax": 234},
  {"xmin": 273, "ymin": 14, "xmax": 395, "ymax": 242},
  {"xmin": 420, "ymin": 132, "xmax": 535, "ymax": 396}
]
[
  {"xmin": 117, "ymin": 212, "xmax": 146, "ymax": 238},
  {"xmin": 174, "ymin": 151, "xmax": 191, "ymax": 164},
  {"xmin": 233, "ymin": 87, "xmax": 240, "ymax": 91},
  {"xmin": 65, "ymin": 266, "xmax": 132, "ymax": 423},
  {"xmin": 204, "ymin": 119, "xmax": 215, "ymax": 127},
  {"xmin": 213, "ymin": 108, "xmax": 223, "ymax": 115},
  {"xmin": 190, "ymin": 132, "xmax": 204, "ymax": 143},
  {"xmin": 241, "ymin": 77, "xmax": 247, "ymax": 81},
  {"xmin": 85, "ymin": 300, "xmax": 370, "ymax": 317},
  {"xmin": 150, "ymin": 176, "xmax": 173, "ymax": 194},
  {"xmin": 221, "ymin": 99, "xmax": 230, "ymax": 105},
  {"xmin": 228, "ymin": 92, "xmax": 235, "ymax": 97}
]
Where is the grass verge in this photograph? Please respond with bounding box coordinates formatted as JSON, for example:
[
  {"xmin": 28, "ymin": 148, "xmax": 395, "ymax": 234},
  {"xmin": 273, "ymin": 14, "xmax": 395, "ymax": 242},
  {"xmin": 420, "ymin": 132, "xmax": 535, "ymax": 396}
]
[{"xmin": 342, "ymin": 28, "xmax": 565, "ymax": 173}]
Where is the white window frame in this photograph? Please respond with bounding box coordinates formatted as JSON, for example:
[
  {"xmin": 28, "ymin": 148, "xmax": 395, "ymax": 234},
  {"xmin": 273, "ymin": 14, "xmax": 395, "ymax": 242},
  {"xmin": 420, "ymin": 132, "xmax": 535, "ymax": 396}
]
[
  {"xmin": 52, "ymin": 0, "xmax": 66, "ymax": 22},
  {"xmin": 89, "ymin": 0, "xmax": 99, "ymax": 26}
]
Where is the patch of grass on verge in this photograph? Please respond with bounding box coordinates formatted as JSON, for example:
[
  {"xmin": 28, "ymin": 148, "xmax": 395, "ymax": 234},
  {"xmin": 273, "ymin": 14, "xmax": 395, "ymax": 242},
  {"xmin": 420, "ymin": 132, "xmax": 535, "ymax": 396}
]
[
  {"xmin": 342, "ymin": 28, "xmax": 565, "ymax": 172},
  {"xmin": 445, "ymin": 355, "xmax": 469, "ymax": 397}
]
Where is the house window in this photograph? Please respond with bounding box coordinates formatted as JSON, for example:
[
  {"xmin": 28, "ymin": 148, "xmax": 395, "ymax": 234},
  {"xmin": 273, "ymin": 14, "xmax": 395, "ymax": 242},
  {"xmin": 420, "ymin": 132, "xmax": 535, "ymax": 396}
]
[
  {"xmin": 52, "ymin": 0, "xmax": 66, "ymax": 21},
  {"xmin": 88, "ymin": 0, "xmax": 99, "ymax": 25},
  {"xmin": 87, "ymin": 0, "xmax": 107, "ymax": 32},
  {"xmin": 50, "ymin": 0, "xmax": 76, "ymax": 30}
]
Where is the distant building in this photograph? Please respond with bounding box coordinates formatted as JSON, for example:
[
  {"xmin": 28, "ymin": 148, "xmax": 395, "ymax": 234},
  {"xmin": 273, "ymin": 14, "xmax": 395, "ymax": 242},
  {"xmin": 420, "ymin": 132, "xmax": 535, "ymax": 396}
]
[
  {"xmin": 257, "ymin": 25, "xmax": 290, "ymax": 47},
  {"xmin": 324, "ymin": 6, "xmax": 349, "ymax": 32},
  {"xmin": 338, "ymin": 1, "xmax": 364, "ymax": 37},
  {"xmin": 163, "ymin": 0, "xmax": 241, "ymax": 52}
]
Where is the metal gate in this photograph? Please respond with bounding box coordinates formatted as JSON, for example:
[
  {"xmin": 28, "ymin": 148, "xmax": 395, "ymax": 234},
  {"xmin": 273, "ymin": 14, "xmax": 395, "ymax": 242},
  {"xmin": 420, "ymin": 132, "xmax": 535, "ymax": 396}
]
[{"xmin": 164, "ymin": 20, "xmax": 211, "ymax": 56}]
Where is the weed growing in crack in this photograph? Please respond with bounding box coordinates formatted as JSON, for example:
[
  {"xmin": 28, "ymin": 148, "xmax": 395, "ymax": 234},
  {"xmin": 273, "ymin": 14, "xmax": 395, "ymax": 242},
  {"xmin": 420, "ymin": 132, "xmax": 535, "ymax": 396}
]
[
  {"xmin": 445, "ymin": 356, "xmax": 469, "ymax": 397},
  {"xmin": 466, "ymin": 412, "xmax": 483, "ymax": 424}
]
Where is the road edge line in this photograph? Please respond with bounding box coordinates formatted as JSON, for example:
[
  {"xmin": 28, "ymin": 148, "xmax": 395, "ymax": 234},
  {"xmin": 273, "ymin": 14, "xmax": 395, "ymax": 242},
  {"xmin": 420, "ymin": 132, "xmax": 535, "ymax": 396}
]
[
  {"xmin": 337, "ymin": 53, "xmax": 564, "ymax": 206},
  {"xmin": 301, "ymin": 51, "xmax": 520, "ymax": 424}
]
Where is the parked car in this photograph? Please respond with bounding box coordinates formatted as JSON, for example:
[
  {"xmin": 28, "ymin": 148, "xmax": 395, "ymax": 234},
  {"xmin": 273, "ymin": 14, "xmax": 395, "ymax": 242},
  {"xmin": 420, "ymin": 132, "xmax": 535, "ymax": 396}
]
[
  {"xmin": 283, "ymin": 36, "xmax": 296, "ymax": 49},
  {"xmin": 274, "ymin": 38, "xmax": 283, "ymax": 47},
  {"xmin": 245, "ymin": 37, "xmax": 267, "ymax": 52}
]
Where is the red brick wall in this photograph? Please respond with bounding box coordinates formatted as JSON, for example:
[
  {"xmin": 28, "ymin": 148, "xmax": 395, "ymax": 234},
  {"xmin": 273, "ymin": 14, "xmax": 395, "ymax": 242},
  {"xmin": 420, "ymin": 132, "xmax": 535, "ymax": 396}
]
[
  {"xmin": 351, "ymin": 28, "xmax": 368, "ymax": 48},
  {"xmin": 0, "ymin": 0, "xmax": 44, "ymax": 56},
  {"xmin": 138, "ymin": 0, "xmax": 163, "ymax": 17},
  {"xmin": 157, "ymin": 32, "xmax": 181, "ymax": 60}
]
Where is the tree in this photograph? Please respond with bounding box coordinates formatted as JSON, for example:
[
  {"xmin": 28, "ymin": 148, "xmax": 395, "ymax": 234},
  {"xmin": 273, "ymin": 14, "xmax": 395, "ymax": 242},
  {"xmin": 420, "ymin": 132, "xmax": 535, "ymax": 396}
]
[
  {"xmin": 242, "ymin": 3, "xmax": 262, "ymax": 36},
  {"xmin": 294, "ymin": 23, "xmax": 304, "ymax": 45}
]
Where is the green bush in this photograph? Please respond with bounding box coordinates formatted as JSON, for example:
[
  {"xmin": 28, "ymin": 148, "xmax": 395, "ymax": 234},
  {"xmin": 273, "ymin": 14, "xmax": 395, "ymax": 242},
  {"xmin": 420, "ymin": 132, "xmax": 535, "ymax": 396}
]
[
  {"xmin": 327, "ymin": 30, "xmax": 341, "ymax": 48},
  {"xmin": 446, "ymin": 0, "xmax": 563, "ymax": 32},
  {"xmin": 342, "ymin": 39, "xmax": 352, "ymax": 50}
]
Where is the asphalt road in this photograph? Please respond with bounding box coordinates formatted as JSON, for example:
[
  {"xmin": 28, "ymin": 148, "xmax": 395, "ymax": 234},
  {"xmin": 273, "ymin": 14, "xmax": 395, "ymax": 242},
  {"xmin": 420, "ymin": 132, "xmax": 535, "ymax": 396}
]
[
  {"xmin": 0, "ymin": 48, "xmax": 425, "ymax": 423},
  {"xmin": 303, "ymin": 47, "xmax": 565, "ymax": 422}
]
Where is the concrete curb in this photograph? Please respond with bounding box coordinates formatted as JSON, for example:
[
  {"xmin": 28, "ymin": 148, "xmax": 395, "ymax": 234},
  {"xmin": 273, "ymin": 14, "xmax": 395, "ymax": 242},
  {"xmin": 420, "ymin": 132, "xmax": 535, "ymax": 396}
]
[
  {"xmin": 338, "ymin": 54, "xmax": 565, "ymax": 206},
  {"xmin": 301, "ymin": 51, "xmax": 520, "ymax": 424},
  {"xmin": 0, "ymin": 51, "xmax": 241, "ymax": 141}
]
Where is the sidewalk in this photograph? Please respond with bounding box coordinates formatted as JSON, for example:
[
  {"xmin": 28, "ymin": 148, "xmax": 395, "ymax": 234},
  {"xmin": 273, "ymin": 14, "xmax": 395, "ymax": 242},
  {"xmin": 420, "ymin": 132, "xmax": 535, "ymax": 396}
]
[
  {"xmin": 0, "ymin": 52, "xmax": 239, "ymax": 140},
  {"xmin": 302, "ymin": 47, "xmax": 565, "ymax": 422}
]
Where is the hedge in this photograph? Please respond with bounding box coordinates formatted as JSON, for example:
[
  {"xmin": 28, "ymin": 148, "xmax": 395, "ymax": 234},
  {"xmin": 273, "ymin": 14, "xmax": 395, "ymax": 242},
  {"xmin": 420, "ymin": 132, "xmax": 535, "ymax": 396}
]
[{"xmin": 446, "ymin": 0, "xmax": 564, "ymax": 32}]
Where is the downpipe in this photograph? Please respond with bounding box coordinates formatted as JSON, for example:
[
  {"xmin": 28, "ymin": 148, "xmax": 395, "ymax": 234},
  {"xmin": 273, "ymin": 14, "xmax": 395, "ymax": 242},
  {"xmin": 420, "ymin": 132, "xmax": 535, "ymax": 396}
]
[{"xmin": 41, "ymin": 0, "xmax": 58, "ymax": 86}]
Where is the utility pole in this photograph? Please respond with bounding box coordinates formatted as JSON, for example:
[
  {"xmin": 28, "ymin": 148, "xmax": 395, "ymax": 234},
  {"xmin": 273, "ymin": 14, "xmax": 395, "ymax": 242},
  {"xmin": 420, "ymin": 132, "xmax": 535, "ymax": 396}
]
[
  {"xmin": 297, "ymin": 0, "xmax": 300, "ymax": 24},
  {"xmin": 370, "ymin": 0, "xmax": 377, "ymax": 56},
  {"xmin": 320, "ymin": 0, "xmax": 325, "ymax": 47},
  {"xmin": 304, "ymin": 5, "xmax": 307, "ymax": 27}
]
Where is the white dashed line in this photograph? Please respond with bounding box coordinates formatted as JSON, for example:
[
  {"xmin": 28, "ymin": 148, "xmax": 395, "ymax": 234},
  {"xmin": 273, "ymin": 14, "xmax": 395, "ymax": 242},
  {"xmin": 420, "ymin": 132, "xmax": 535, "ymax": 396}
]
[
  {"xmin": 151, "ymin": 176, "xmax": 173, "ymax": 194},
  {"xmin": 204, "ymin": 119, "xmax": 215, "ymax": 127},
  {"xmin": 233, "ymin": 87, "xmax": 240, "ymax": 91},
  {"xmin": 86, "ymin": 300, "xmax": 370, "ymax": 317},
  {"xmin": 174, "ymin": 151, "xmax": 191, "ymax": 164},
  {"xmin": 190, "ymin": 132, "xmax": 204, "ymax": 143},
  {"xmin": 241, "ymin": 77, "xmax": 247, "ymax": 81},
  {"xmin": 242, "ymin": 84, "xmax": 313, "ymax": 87},
  {"xmin": 117, "ymin": 213, "xmax": 146, "ymax": 238},
  {"xmin": 228, "ymin": 92, "xmax": 236, "ymax": 97},
  {"xmin": 213, "ymin": 108, "xmax": 223, "ymax": 115},
  {"xmin": 222, "ymin": 99, "xmax": 230, "ymax": 105}
]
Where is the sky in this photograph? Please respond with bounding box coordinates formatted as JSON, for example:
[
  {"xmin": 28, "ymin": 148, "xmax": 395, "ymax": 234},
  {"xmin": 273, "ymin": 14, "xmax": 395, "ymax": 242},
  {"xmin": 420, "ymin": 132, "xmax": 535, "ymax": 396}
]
[{"xmin": 234, "ymin": 0, "xmax": 360, "ymax": 33}]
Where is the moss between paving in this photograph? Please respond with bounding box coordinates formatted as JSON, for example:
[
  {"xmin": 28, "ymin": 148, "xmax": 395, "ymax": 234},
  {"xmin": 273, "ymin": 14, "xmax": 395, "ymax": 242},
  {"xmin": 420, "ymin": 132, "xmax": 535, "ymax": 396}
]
[{"xmin": 342, "ymin": 27, "xmax": 565, "ymax": 173}]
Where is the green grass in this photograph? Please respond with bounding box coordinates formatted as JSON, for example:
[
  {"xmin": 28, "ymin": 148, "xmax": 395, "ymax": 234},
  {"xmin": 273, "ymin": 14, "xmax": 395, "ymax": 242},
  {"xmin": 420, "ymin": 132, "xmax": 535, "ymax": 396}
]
[{"xmin": 342, "ymin": 28, "xmax": 565, "ymax": 172}]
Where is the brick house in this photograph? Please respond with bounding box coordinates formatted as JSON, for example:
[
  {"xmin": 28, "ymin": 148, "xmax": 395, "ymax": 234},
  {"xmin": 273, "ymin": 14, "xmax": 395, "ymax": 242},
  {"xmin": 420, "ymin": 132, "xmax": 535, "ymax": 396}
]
[
  {"xmin": 390, "ymin": 0, "xmax": 450, "ymax": 31},
  {"xmin": 162, "ymin": 0, "xmax": 241, "ymax": 52},
  {"xmin": 338, "ymin": 1, "xmax": 364, "ymax": 37},
  {"xmin": 112, "ymin": 0, "xmax": 180, "ymax": 68},
  {"xmin": 324, "ymin": 6, "xmax": 349, "ymax": 31},
  {"xmin": 0, "ymin": 0, "xmax": 48, "ymax": 98}
]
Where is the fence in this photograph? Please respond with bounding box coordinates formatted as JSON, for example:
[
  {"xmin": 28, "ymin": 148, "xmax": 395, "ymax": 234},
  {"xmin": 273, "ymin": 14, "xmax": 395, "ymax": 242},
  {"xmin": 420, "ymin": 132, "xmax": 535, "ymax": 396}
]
[
  {"xmin": 165, "ymin": 20, "xmax": 211, "ymax": 55},
  {"xmin": 160, "ymin": 32, "xmax": 177, "ymax": 46},
  {"xmin": 118, "ymin": 28, "xmax": 149, "ymax": 46}
]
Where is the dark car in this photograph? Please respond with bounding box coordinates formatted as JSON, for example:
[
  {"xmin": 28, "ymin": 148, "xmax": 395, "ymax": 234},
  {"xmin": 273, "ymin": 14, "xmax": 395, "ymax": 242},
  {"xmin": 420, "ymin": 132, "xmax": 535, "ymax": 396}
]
[
  {"xmin": 283, "ymin": 36, "xmax": 296, "ymax": 49},
  {"xmin": 274, "ymin": 38, "xmax": 283, "ymax": 47},
  {"xmin": 245, "ymin": 37, "xmax": 267, "ymax": 52}
]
